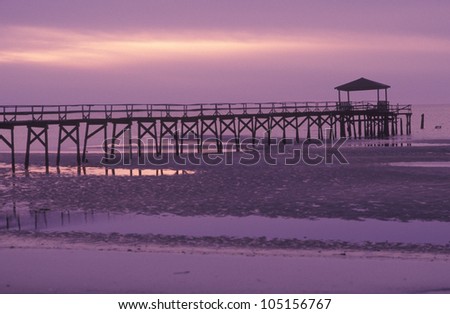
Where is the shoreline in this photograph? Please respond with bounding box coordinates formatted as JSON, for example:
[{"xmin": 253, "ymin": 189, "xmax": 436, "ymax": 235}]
[{"xmin": 2, "ymin": 232, "xmax": 450, "ymax": 262}]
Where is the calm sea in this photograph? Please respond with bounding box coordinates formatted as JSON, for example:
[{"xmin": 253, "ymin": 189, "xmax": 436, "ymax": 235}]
[{"xmin": 409, "ymin": 104, "xmax": 450, "ymax": 140}]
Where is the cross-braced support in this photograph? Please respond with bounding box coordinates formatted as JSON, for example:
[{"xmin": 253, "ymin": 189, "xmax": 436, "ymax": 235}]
[
  {"xmin": 25, "ymin": 124, "xmax": 49, "ymax": 171},
  {"xmin": 219, "ymin": 117, "xmax": 238, "ymax": 152},
  {"xmin": 282, "ymin": 115, "xmax": 297, "ymax": 143},
  {"xmin": 254, "ymin": 116, "xmax": 271, "ymax": 145},
  {"xmin": 200, "ymin": 118, "xmax": 221, "ymax": 153},
  {"xmin": 137, "ymin": 120, "xmax": 158, "ymax": 160},
  {"xmin": 237, "ymin": 116, "xmax": 254, "ymax": 147},
  {"xmin": 307, "ymin": 116, "xmax": 322, "ymax": 140},
  {"xmin": 57, "ymin": 122, "xmax": 81, "ymax": 166},
  {"xmin": 181, "ymin": 119, "xmax": 200, "ymax": 154},
  {"xmin": 320, "ymin": 115, "xmax": 334, "ymax": 140},
  {"xmin": 160, "ymin": 119, "xmax": 179, "ymax": 155}
]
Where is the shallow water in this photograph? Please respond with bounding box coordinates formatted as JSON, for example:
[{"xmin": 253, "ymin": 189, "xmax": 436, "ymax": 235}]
[
  {"xmin": 0, "ymin": 162, "xmax": 195, "ymax": 177},
  {"xmin": 343, "ymin": 140, "xmax": 450, "ymax": 148},
  {"xmin": 389, "ymin": 162, "xmax": 450, "ymax": 168},
  {"xmin": 2, "ymin": 211, "xmax": 450, "ymax": 245}
]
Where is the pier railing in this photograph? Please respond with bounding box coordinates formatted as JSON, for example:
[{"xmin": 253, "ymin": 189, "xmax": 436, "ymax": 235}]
[
  {"xmin": 1, "ymin": 101, "xmax": 412, "ymax": 123},
  {"xmin": 0, "ymin": 100, "xmax": 413, "ymax": 173}
]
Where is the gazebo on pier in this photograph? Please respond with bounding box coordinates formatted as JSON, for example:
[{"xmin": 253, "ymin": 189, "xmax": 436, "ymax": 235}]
[{"xmin": 335, "ymin": 77, "xmax": 391, "ymax": 111}]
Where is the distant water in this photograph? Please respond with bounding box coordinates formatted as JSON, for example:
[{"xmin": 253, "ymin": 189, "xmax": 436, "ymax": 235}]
[
  {"xmin": 409, "ymin": 104, "xmax": 450, "ymax": 140},
  {"xmin": 2, "ymin": 104, "xmax": 449, "ymax": 153}
]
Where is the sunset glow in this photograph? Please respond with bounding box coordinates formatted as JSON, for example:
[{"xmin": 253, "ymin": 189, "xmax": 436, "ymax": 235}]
[
  {"xmin": 2, "ymin": 25, "xmax": 450, "ymax": 68},
  {"xmin": 0, "ymin": 27, "xmax": 330, "ymax": 67},
  {"xmin": 1, "ymin": 1, "xmax": 449, "ymax": 104}
]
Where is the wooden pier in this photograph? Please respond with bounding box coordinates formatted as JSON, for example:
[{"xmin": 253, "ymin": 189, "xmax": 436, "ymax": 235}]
[{"xmin": 0, "ymin": 101, "xmax": 412, "ymax": 173}]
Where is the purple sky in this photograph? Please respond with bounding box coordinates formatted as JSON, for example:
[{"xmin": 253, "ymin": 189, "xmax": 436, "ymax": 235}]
[{"xmin": 1, "ymin": 0, "xmax": 449, "ymax": 105}]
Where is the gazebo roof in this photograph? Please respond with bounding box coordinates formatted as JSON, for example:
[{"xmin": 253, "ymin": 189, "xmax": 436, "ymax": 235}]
[{"xmin": 335, "ymin": 77, "xmax": 390, "ymax": 92}]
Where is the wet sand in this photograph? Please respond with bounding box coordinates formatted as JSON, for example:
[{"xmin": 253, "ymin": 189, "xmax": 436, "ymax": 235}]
[
  {"xmin": 2, "ymin": 142, "xmax": 450, "ymax": 221},
  {"xmin": 2, "ymin": 246, "xmax": 450, "ymax": 294},
  {"xmin": 1, "ymin": 139, "xmax": 450, "ymax": 293}
]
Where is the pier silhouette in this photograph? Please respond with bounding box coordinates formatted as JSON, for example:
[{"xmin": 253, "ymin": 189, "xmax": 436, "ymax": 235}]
[{"xmin": 0, "ymin": 100, "xmax": 412, "ymax": 173}]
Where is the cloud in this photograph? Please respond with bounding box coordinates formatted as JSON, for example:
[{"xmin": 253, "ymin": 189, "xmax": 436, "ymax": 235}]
[
  {"xmin": 0, "ymin": 26, "xmax": 324, "ymax": 67},
  {"xmin": 2, "ymin": 0, "xmax": 450, "ymax": 39},
  {"xmin": 1, "ymin": 26, "xmax": 450, "ymax": 69}
]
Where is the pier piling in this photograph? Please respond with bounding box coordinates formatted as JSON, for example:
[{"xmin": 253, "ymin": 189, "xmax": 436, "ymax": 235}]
[{"xmin": 0, "ymin": 102, "xmax": 412, "ymax": 169}]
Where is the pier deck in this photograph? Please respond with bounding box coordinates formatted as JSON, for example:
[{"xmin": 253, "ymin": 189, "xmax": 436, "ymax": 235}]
[{"xmin": 0, "ymin": 101, "xmax": 412, "ymax": 172}]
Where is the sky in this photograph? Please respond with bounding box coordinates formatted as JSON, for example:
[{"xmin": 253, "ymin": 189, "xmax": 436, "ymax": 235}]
[{"xmin": 1, "ymin": 0, "xmax": 449, "ymax": 105}]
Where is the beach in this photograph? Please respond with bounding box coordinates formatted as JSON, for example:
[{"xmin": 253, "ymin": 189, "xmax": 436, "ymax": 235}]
[{"xmin": 1, "ymin": 135, "xmax": 450, "ymax": 293}]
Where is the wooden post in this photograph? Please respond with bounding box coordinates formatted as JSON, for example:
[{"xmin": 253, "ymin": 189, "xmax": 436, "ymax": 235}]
[
  {"xmin": 391, "ymin": 116, "xmax": 396, "ymax": 136},
  {"xmin": 395, "ymin": 116, "xmax": 398, "ymax": 135},
  {"xmin": 358, "ymin": 115, "xmax": 362, "ymax": 138},
  {"xmin": 352, "ymin": 116, "xmax": 357, "ymax": 139},
  {"xmin": 408, "ymin": 114, "xmax": 412, "ymax": 134},
  {"xmin": 111, "ymin": 123, "xmax": 117, "ymax": 158},
  {"xmin": 102, "ymin": 124, "xmax": 108, "ymax": 161},
  {"xmin": 339, "ymin": 115, "xmax": 345, "ymax": 138},
  {"xmin": 282, "ymin": 117, "xmax": 287, "ymax": 144},
  {"xmin": 25, "ymin": 127, "xmax": 31, "ymax": 170},
  {"xmin": 347, "ymin": 116, "xmax": 352, "ymax": 138},
  {"xmin": 82, "ymin": 123, "xmax": 89, "ymax": 163},
  {"xmin": 76, "ymin": 125, "xmax": 81, "ymax": 166},
  {"xmin": 384, "ymin": 115, "xmax": 390, "ymax": 137},
  {"xmin": 11, "ymin": 127, "xmax": 15, "ymax": 174},
  {"xmin": 138, "ymin": 123, "xmax": 143, "ymax": 159},
  {"xmin": 307, "ymin": 116, "xmax": 312, "ymax": 139},
  {"xmin": 333, "ymin": 116, "xmax": 338, "ymax": 139},
  {"xmin": 0, "ymin": 126, "xmax": 15, "ymax": 174},
  {"xmin": 317, "ymin": 116, "xmax": 323, "ymax": 140},
  {"xmin": 44, "ymin": 126, "xmax": 49, "ymax": 172},
  {"xmin": 377, "ymin": 116, "xmax": 382, "ymax": 138},
  {"xmin": 57, "ymin": 126, "xmax": 62, "ymax": 166}
]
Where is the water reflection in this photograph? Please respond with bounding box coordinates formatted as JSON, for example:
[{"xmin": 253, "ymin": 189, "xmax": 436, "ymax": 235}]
[
  {"xmin": 389, "ymin": 162, "xmax": 450, "ymax": 168},
  {"xmin": 2, "ymin": 208, "xmax": 450, "ymax": 245},
  {"xmin": 0, "ymin": 163, "xmax": 195, "ymax": 177},
  {"xmin": 0, "ymin": 208, "xmax": 110, "ymax": 231},
  {"xmin": 344, "ymin": 140, "xmax": 413, "ymax": 148},
  {"xmin": 91, "ymin": 168, "xmax": 194, "ymax": 177}
]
